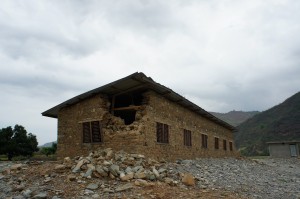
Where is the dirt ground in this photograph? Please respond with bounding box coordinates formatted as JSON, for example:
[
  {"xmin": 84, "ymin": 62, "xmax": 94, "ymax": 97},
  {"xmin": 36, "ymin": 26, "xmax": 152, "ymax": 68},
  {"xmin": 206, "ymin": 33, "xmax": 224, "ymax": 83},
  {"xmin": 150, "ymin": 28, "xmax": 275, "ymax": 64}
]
[{"xmin": 1, "ymin": 161, "xmax": 247, "ymax": 199}]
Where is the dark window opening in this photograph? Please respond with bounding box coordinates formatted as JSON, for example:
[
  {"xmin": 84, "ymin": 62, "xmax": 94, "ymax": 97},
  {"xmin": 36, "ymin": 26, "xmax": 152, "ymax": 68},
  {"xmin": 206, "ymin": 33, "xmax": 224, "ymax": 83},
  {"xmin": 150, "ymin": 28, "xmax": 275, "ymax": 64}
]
[
  {"xmin": 114, "ymin": 110, "xmax": 136, "ymax": 125},
  {"xmin": 83, "ymin": 121, "xmax": 102, "ymax": 143},
  {"xmin": 114, "ymin": 92, "xmax": 144, "ymax": 108},
  {"xmin": 184, "ymin": 129, "xmax": 192, "ymax": 146},
  {"xmin": 156, "ymin": 122, "xmax": 169, "ymax": 143},
  {"xmin": 214, "ymin": 137, "xmax": 219, "ymax": 149},
  {"xmin": 201, "ymin": 134, "xmax": 208, "ymax": 148},
  {"xmin": 223, "ymin": 139, "xmax": 227, "ymax": 151},
  {"xmin": 110, "ymin": 91, "xmax": 145, "ymax": 125},
  {"xmin": 229, "ymin": 141, "xmax": 233, "ymax": 151}
]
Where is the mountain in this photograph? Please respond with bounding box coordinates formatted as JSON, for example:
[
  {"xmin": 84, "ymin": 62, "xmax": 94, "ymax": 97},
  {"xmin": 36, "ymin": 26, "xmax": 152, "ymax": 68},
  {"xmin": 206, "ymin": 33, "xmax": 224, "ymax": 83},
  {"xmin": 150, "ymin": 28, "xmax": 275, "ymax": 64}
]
[
  {"xmin": 236, "ymin": 91, "xmax": 300, "ymax": 156},
  {"xmin": 39, "ymin": 141, "xmax": 57, "ymax": 148},
  {"xmin": 210, "ymin": 111, "xmax": 259, "ymax": 126}
]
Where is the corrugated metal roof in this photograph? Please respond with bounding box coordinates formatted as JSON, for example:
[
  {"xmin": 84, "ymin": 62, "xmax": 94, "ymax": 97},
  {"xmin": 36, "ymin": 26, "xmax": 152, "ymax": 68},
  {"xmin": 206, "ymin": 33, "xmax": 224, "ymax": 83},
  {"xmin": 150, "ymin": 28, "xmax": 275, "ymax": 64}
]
[{"xmin": 42, "ymin": 72, "xmax": 235, "ymax": 131}]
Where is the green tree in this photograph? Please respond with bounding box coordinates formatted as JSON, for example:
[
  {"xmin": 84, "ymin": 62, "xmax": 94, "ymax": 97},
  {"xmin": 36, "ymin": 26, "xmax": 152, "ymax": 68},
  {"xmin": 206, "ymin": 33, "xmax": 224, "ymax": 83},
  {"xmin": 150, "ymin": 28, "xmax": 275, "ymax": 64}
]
[
  {"xmin": 0, "ymin": 125, "xmax": 39, "ymax": 160},
  {"xmin": 51, "ymin": 142, "xmax": 57, "ymax": 154},
  {"xmin": 40, "ymin": 142, "xmax": 57, "ymax": 157},
  {"xmin": 41, "ymin": 147, "xmax": 52, "ymax": 157}
]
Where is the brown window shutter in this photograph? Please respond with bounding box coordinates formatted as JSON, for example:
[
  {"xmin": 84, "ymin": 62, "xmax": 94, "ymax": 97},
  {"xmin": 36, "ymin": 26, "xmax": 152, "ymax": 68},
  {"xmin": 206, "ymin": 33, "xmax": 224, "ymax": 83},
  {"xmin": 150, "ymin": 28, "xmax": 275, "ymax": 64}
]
[
  {"xmin": 156, "ymin": 122, "xmax": 169, "ymax": 143},
  {"xmin": 83, "ymin": 122, "xmax": 91, "ymax": 143},
  {"xmin": 223, "ymin": 139, "xmax": 227, "ymax": 150},
  {"xmin": 215, "ymin": 137, "xmax": 219, "ymax": 149},
  {"xmin": 156, "ymin": 122, "xmax": 163, "ymax": 142},
  {"xmin": 91, "ymin": 121, "xmax": 102, "ymax": 143},
  {"xmin": 163, "ymin": 124, "xmax": 169, "ymax": 143},
  {"xmin": 202, "ymin": 134, "xmax": 208, "ymax": 148},
  {"xmin": 184, "ymin": 130, "xmax": 191, "ymax": 146}
]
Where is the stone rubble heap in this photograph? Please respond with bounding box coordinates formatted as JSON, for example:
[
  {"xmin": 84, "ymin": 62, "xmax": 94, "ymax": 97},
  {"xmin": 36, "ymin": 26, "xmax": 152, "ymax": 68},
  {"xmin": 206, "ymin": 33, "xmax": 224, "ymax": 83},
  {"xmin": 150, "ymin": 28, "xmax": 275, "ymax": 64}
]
[
  {"xmin": 0, "ymin": 148, "xmax": 196, "ymax": 199},
  {"xmin": 59, "ymin": 148, "xmax": 195, "ymax": 187}
]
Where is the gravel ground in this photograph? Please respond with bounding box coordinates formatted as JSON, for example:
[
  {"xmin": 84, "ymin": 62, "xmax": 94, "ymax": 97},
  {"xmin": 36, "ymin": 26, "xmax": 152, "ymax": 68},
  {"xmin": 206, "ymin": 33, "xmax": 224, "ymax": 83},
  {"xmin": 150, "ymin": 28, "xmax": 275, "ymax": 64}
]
[
  {"xmin": 170, "ymin": 157, "xmax": 300, "ymax": 199},
  {"xmin": 0, "ymin": 157, "xmax": 299, "ymax": 199}
]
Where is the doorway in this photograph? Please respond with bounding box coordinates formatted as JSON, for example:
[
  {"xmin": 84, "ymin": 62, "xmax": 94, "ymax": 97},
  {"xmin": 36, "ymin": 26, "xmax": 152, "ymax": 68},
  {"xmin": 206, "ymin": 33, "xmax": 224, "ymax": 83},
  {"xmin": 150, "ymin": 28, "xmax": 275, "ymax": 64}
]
[{"xmin": 290, "ymin": 144, "xmax": 297, "ymax": 157}]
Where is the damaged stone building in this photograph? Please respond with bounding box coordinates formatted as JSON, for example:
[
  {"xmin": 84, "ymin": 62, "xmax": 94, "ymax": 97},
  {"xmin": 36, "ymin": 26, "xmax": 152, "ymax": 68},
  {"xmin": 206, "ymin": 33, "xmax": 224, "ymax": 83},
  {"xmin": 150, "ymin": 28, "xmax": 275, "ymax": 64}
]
[{"xmin": 42, "ymin": 72, "xmax": 237, "ymax": 160}]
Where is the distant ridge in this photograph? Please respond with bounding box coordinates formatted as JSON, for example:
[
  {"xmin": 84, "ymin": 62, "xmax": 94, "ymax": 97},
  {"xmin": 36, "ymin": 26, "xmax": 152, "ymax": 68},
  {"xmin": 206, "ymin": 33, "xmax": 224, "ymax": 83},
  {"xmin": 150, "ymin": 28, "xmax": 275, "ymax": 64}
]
[
  {"xmin": 39, "ymin": 141, "xmax": 57, "ymax": 148},
  {"xmin": 236, "ymin": 91, "xmax": 300, "ymax": 156},
  {"xmin": 210, "ymin": 111, "xmax": 259, "ymax": 127}
]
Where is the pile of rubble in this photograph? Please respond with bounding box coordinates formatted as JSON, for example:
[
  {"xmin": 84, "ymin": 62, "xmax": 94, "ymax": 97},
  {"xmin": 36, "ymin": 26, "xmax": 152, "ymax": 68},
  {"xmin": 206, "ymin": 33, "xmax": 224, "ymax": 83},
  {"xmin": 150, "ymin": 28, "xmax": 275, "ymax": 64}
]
[
  {"xmin": 57, "ymin": 148, "xmax": 195, "ymax": 187},
  {"xmin": 0, "ymin": 149, "xmax": 198, "ymax": 198}
]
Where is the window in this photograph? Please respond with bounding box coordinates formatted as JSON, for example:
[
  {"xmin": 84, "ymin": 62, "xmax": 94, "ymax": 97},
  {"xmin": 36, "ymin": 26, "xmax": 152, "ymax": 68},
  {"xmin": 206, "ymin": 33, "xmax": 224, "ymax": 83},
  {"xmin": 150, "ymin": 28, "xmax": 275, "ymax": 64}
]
[
  {"xmin": 223, "ymin": 139, "xmax": 227, "ymax": 150},
  {"xmin": 156, "ymin": 122, "xmax": 169, "ymax": 143},
  {"xmin": 214, "ymin": 137, "xmax": 219, "ymax": 149},
  {"xmin": 201, "ymin": 134, "xmax": 208, "ymax": 148},
  {"xmin": 183, "ymin": 129, "xmax": 192, "ymax": 146},
  {"xmin": 83, "ymin": 121, "xmax": 102, "ymax": 143},
  {"xmin": 229, "ymin": 141, "xmax": 233, "ymax": 151}
]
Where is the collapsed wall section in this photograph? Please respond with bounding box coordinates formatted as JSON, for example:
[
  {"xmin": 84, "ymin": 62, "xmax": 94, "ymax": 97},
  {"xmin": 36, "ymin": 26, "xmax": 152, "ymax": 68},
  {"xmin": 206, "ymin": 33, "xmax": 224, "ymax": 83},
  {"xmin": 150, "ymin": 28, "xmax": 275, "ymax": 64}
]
[{"xmin": 57, "ymin": 93, "xmax": 148, "ymax": 160}]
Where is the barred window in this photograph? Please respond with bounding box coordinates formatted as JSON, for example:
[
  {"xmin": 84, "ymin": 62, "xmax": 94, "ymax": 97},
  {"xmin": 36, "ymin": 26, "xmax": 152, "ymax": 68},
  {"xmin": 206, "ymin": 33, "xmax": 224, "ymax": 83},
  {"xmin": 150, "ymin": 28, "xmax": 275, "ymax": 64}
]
[
  {"xmin": 214, "ymin": 137, "xmax": 219, "ymax": 149},
  {"xmin": 223, "ymin": 139, "xmax": 227, "ymax": 151},
  {"xmin": 183, "ymin": 129, "xmax": 192, "ymax": 146},
  {"xmin": 83, "ymin": 121, "xmax": 102, "ymax": 143},
  {"xmin": 229, "ymin": 141, "xmax": 233, "ymax": 151},
  {"xmin": 156, "ymin": 122, "xmax": 169, "ymax": 143},
  {"xmin": 201, "ymin": 134, "xmax": 208, "ymax": 148}
]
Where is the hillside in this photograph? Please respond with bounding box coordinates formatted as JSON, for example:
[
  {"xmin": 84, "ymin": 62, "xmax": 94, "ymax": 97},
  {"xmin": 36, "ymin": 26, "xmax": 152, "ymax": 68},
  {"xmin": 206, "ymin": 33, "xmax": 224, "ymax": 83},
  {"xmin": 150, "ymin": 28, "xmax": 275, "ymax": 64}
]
[
  {"xmin": 210, "ymin": 111, "xmax": 259, "ymax": 126},
  {"xmin": 236, "ymin": 91, "xmax": 300, "ymax": 156},
  {"xmin": 39, "ymin": 141, "xmax": 56, "ymax": 148}
]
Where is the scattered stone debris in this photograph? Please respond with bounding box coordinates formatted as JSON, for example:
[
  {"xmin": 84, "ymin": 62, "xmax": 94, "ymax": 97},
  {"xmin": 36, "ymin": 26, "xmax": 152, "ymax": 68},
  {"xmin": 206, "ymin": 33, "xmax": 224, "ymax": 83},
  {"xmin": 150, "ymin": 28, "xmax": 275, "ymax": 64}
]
[
  {"xmin": 1, "ymin": 149, "xmax": 299, "ymax": 199},
  {"xmin": 181, "ymin": 173, "xmax": 195, "ymax": 186}
]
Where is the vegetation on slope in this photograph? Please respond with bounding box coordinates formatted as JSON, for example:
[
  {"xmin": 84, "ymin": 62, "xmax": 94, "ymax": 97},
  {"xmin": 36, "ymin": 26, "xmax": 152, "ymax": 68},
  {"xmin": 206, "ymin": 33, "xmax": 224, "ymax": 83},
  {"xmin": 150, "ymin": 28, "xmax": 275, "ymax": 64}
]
[
  {"xmin": 210, "ymin": 111, "xmax": 259, "ymax": 126},
  {"xmin": 236, "ymin": 92, "xmax": 300, "ymax": 156}
]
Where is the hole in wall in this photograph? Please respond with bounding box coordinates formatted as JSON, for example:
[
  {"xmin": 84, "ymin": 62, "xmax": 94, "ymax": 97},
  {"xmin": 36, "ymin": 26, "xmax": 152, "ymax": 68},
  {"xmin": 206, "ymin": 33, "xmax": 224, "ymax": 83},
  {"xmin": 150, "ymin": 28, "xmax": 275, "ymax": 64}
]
[
  {"xmin": 110, "ymin": 90, "xmax": 146, "ymax": 125},
  {"xmin": 114, "ymin": 110, "xmax": 136, "ymax": 125}
]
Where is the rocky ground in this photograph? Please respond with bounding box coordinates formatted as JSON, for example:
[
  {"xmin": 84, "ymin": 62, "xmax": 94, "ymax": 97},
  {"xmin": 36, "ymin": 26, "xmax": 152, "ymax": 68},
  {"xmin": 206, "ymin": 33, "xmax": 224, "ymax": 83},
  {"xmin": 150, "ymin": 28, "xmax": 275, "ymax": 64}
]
[{"xmin": 0, "ymin": 149, "xmax": 299, "ymax": 199}]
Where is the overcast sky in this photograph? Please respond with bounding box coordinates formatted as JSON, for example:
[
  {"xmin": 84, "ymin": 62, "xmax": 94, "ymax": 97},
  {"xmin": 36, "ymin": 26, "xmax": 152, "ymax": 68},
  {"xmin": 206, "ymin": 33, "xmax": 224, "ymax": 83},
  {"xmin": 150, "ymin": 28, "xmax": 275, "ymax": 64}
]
[{"xmin": 1, "ymin": 0, "xmax": 299, "ymax": 145}]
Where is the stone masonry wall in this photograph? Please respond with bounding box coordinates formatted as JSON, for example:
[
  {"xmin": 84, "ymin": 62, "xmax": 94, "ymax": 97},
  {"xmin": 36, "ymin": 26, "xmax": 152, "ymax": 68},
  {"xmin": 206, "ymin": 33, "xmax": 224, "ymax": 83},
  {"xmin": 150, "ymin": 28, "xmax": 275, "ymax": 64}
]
[
  {"xmin": 57, "ymin": 94, "xmax": 147, "ymax": 160},
  {"xmin": 140, "ymin": 91, "xmax": 237, "ymax": 161},
  {"xmin": 57, "ymin": 91, "xmax": 237, "ymax": 161}
]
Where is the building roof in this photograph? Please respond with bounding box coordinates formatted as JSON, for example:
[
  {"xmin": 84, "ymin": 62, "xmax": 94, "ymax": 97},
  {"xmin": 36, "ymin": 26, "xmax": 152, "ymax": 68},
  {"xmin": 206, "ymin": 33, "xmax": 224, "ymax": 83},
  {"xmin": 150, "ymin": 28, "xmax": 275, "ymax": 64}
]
[{"xmin": 42, "ymin": 72, "xmax": 235, "ymax": 131}]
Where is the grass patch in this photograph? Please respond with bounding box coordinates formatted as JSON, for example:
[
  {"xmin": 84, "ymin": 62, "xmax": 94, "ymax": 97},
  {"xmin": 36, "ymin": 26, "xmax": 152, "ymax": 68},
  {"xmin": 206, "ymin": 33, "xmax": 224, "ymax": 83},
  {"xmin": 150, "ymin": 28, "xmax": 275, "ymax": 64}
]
[
  {"xmin": 29, "ymin": 154, "xmax": 57, "ymax": 161},
  {"xmin": 0, "ymin": 153, "xmax": 57, "ymax": 161},
  {"xmin": 0, "ymin": 154, "xmax": 8, "ymax": 161}
]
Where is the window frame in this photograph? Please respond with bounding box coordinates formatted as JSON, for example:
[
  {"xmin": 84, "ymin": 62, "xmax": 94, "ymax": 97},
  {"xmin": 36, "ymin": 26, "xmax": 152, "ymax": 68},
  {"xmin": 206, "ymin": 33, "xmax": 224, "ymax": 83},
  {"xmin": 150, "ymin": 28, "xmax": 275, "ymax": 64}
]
[
  {"xmin": 201, "ymin": 134, "xmax": 208, "ymax": 149},
  {"xmin": 229, "ymin": 141, "xmax": 233, "ymax": 151},
  {"xmin": 214, "ymin": 137, "xmax": 219, "ymax": 149},
  {"xmin": 156, "ymin": 122, "xmax": 169, "ymax": 144},
  {"xmin": 82, "ymin": 121, "xmax": 102, "ymax": 143},
  {"xmin": 183, "ymin": 129, "xmax": 192, "ymax": 147},
  {"xmin": 223, "ymin": 139, "xmax": 227, "ymax": 151}
]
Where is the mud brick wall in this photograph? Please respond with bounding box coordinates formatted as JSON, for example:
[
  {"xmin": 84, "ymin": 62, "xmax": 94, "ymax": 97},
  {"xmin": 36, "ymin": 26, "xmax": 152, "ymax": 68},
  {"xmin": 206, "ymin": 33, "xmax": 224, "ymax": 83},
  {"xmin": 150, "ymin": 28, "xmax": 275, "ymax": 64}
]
[
  {"xmin": 141, "ymin": 91, "xmax": 237, "ymax": 161},
  {"xmin": 57, "ymin": 91, "xmax": 237, "ymax": 160}
]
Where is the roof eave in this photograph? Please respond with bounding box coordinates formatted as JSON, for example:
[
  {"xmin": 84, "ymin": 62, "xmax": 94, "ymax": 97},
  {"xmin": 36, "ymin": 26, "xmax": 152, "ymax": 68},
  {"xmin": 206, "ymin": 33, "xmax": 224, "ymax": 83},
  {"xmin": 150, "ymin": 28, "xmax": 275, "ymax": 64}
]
[{"xmin": 42, "ymin": 72, "xmax": 236, "ymax": 131}]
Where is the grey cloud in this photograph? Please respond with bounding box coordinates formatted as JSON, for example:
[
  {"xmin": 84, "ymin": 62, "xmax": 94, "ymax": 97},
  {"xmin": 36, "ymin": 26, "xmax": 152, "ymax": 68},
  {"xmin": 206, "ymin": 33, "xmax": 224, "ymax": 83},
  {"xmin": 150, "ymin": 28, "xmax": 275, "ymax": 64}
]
[{"xmin": 1, "ymin": 0, "xmax": 300, "ymax": 144}]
